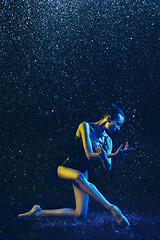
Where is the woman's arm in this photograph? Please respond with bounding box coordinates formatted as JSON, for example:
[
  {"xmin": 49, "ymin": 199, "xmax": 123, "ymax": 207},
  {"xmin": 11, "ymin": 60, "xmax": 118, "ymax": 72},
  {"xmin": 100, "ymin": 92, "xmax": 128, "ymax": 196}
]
[
  {"xmin": 107, "ymin": 142, "xmax": 134, "ymax": 158},
  {"xmin": 97, "ymin": 145, "xmax": 112, "ymax": 171},
  {"xmin": 79, "ymin": 122, "xmax": 103, "ymax": 162},
  {"xmin": 100, "ymin": 141, "xmax": 134, "ymax": 171},
  {"xmin": 79, "ymin": 122, "xmax": 116, "ymax": 171}
]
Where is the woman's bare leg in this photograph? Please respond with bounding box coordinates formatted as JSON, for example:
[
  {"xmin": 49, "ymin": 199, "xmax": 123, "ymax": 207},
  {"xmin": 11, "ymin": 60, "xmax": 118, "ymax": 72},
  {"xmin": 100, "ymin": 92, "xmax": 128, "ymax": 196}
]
[
  {"xmin": 18, "ymin": 169, "xmax": 89, "ymax": 218},
  {"xmin": 40, "ymin": 171, "xmax": 89, "ymax": 218},
  {"xmin": 19, "ymin": 166, "xmax": 129, "ymax": 226},
  {"xmin": 58, "ymin": 166, "xmax": 112, "ymax": 211},
  {"xmin": 57, "ymin": 167, "xmax": 130, "ymax": 226},
  {"xmin": 72, "ymin": 171, "xmax": 89, "ymax": 218}
]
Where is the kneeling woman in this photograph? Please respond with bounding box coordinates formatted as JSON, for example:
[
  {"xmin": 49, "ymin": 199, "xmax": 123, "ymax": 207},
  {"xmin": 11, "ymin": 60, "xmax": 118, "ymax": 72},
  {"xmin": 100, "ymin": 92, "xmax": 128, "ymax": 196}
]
[{"xmin": 18, "ymin": 104, "xmax": 133, "ymax": 227}]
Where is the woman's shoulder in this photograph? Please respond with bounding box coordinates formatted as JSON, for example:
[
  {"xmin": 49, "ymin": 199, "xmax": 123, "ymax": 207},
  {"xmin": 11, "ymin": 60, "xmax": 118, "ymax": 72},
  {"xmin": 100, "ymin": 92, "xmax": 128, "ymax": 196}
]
[
  {"xmin": 76, "ymin": 121, "xmax": 91, "ymax": 137},
  {"xmin": 78, "ymin": 121, "xmax": 91, "ymax": 129},
  {"xmin": 76, "ymin": 122, "xmax": 93, "ymax": 136}
]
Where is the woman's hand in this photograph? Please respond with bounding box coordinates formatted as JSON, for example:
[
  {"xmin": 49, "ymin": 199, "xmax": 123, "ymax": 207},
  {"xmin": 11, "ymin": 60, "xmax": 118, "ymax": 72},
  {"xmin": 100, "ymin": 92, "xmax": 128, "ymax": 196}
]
[
  {"xmin": 95, "ymin": 144, "xmax": 103, "ymax": 154},
  {"xmin": 95, "ymin": 144, "xmax": 112, "ymax": 171},
  {"xmin": 95, "ymin": 144, "xmax": 107, "ymax": 159},
  {"xmin": 107, "ymin": 141, "xmax": 134, "ymax": 158}
]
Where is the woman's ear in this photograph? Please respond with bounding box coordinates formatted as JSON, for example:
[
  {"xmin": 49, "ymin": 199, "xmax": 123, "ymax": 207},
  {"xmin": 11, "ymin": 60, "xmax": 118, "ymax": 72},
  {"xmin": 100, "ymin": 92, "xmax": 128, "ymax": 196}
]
[
  {"xmin": 105, "ymin": 115, "xmax": 111, "ymax": 123},
  {"xmin": 106, "ymin": 115, "xmax": 112, "ymax": 123}
]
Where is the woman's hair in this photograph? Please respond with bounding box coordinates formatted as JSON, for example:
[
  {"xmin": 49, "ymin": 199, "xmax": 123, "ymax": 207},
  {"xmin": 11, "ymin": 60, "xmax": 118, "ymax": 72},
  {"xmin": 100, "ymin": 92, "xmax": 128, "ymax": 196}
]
[{"xmin": 103, "ymin": 104, "xmax": 125, "ymax": 120}]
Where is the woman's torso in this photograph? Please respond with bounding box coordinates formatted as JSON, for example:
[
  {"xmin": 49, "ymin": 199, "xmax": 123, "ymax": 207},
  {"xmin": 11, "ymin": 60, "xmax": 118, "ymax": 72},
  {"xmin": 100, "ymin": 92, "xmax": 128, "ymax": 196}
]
[
  {"xmin": 76, "ymin": 122, "xmax": 112, "ymax": 153},
  {"xmin": 62, "ymin": 122, "xmax": 112, "ymax": 172}
]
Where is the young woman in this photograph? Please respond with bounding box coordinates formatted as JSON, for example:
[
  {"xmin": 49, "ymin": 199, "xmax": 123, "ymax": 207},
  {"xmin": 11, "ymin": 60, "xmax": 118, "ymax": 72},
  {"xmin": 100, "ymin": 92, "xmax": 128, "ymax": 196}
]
[{"xmin": 18, "ymin": 104, "xmax": 133, "ymax": 227}]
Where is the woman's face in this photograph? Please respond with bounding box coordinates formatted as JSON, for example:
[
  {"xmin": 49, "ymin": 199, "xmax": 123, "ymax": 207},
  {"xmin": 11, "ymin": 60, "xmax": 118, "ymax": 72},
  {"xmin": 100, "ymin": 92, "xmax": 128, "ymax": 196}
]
[{"xmin": 107, "ymin": 114, "xmax": 125, "ymax": 133}]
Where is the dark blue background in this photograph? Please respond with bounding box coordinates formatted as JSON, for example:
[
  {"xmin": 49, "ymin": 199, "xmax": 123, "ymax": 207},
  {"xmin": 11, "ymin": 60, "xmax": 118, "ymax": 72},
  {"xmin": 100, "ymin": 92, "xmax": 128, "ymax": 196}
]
[{"xmin": 1, "ymin": 0, "xmax": 160, "ymax": 218}]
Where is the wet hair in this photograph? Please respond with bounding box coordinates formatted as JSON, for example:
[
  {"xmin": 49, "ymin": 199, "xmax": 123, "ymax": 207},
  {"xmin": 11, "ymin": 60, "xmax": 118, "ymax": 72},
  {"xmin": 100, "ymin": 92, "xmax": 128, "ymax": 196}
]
[{"xmin": 103, "ymin": 104, "xmax": 125, "ymax": 120}]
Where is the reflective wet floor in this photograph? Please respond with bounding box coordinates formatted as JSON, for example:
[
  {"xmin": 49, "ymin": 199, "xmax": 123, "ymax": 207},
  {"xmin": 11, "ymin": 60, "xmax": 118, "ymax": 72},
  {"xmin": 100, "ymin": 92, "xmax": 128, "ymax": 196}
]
[{"xmin": 1, "ymin": 205, "xmax": 159, "ymax": 240}]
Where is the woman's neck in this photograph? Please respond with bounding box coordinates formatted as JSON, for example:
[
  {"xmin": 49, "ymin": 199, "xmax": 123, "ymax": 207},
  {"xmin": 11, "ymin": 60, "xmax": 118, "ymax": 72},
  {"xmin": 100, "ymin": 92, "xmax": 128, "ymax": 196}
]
[{"xmin": 91, "ymin": 120, "xmax": 107, "ymax": 134}]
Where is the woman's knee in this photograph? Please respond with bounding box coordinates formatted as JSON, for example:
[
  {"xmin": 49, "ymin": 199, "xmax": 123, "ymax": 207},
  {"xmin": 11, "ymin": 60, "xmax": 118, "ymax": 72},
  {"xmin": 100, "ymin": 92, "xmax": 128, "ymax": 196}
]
[
  {"xmin": 57, "ymin": 166, "xmax": 62, "ymax": 177},
  {"xmin": 75, "ymin": 171, "xmax": 85, "ymax": 183},
  {"xmin": 74, "ymin": 209, "xmax": 88, "ymax": 219}
]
